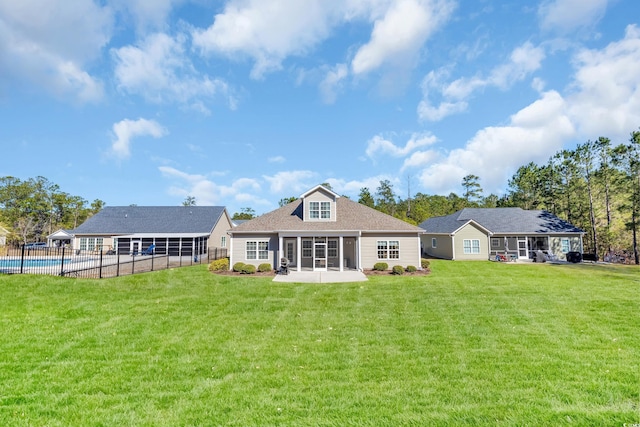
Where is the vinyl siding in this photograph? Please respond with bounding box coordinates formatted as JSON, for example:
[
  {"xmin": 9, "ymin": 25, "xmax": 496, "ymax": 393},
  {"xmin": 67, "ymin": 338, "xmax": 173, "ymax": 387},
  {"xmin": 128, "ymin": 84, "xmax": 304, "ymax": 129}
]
[
  {"xmin": 230, "ymin": 233, "xmax": 278, "ymax": 268},
  {"xmin": 360, "ymin": 233, "xmax": 421, "ymax": 269},
  {"xmin": 421, "ymin": 234, "xmax": 453, "ymax": 260},
  {"xmin": 453, "ymin": 223, "xmax": 489, "ymax": 260}
]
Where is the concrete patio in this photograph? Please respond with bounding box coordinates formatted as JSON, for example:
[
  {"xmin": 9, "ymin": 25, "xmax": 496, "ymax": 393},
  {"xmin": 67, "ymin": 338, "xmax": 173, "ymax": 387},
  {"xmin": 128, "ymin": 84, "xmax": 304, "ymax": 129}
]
[{"xmin": 272, "ymin": 270, "xmax": 368, "ymax": 283}]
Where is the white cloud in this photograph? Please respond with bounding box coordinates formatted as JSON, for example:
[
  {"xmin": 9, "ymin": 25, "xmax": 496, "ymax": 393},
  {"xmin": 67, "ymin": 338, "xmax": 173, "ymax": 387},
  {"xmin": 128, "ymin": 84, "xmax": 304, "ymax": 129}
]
[
  {"xmin": 319, "ymin": 63, "xmax": 349, "ymax": 104},
  {"xmin": 416, "ymin": 24, "xmax": 640, "ymax": 196},
  {"xmin": 567, "ymin": 24, "xmax": 640, "ymax": 137},
  {"xmin": 112, "ymin": 32, "xmax": 235, "ymax": 112},
  {"xmin": 366, "ymin": 132, "xmax": 437, "ymax": 159},
  {"xmin": 0, "ymin": 0, "xmax": 111, "ymax": 102},
  {"xmin": 192, "ymin": 0, "xmax": 454, "ymax": 80},
  {"xmin": 192, "ymin": 0, "xmax": 338, "ymax": 79},
  {"xmin": 111, "ymin": 0, "xmax": 185, "ymax": 32},
  {"xmin": 418, "ymin": 90, "xmax": 575, "ymax": 195},
  {"xmin": 268, "ymin": 156, "xmax": 286, "ymax": 163},
  {"xmin": 418, "ymin": 42, "xmax": 545, "ymax": 121},
  {"xmin": 159, "ymin": 166, "xmax": 265, "ymax": 208},
  {"xmin": 111, "ymin": 118, "xmax": 168, "ymax": 159},
  {"xmin": 538, "ymin": 0, "xmax": 608, "ymax": 34},
  {"xmin": 262, "ymin": 170, "xmax": 317, "ymax": 194},
  {"xmin": 351, "ymin": 0, "xmax": 455, "ymax": 75}
]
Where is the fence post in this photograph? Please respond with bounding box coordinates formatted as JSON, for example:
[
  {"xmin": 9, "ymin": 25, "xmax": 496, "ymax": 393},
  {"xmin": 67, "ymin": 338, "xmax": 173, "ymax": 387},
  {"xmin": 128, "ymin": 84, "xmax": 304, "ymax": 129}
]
[
  {"xmin": 116, "ymin": 252, "xmax": 120, "ymax": 277},
  {"xmin": 20, "ymin": 244, "xmax": 25, "ymax": 274},
  {"xmin": 99, "ymin": 250, "xmax": 103, "ymax": 279},
  {"xmin": 151, "ymin": 252, "xmax": 154, "ymax": 271},
  {"xmin": 60, "ymin": 246, "xmax": 66, "ymax": 276}
]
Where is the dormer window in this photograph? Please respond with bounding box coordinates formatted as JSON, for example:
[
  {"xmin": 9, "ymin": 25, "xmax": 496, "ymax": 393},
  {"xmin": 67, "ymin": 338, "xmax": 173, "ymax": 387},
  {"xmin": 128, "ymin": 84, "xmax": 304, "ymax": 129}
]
[{"xmin": 310, "ymin": 201, "xmax": 331, "ymax": 219}]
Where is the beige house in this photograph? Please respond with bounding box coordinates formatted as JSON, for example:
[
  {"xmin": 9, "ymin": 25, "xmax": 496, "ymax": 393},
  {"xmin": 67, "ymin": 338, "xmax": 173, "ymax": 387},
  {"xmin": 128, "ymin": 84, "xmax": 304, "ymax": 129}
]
[
  {"xmin": 228, "ymin": 185, "xmax": 424, "ymax": 272},
  {"xmin": 0, "ymin": 224, "xmax": 9, "ymax": 246},
  {"xmin": 420, "ymin": 208, "xmax": 584, "ymax": 261},
  {"xmin": 71, "ymin": 206, "xmax": 232, "ymax": 256}
]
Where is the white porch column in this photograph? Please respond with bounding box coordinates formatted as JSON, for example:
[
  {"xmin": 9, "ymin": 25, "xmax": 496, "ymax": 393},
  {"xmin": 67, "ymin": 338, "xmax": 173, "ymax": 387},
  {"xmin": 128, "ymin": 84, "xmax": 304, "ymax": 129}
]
[
  {"xmin": 278, "ymin": 235, "xmax": 283, "ymax": 269},
  {"xmin": 357, "ymin": 234, "xmax": 362, "ymax": 271},
  {"xmin": 339, "ymin": 236, "xmax": 344, "ymax": 272},
  {"xmin": 296, "ymin": 236, "xmax": 302, "ymax": 272}
]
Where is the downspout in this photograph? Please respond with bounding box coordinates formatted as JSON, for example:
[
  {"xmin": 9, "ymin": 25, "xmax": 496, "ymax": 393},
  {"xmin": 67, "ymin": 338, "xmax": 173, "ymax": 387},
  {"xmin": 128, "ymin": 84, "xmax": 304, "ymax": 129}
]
[{"xmin": 228, "ymin": 232, "xmax": 233, "ymax": 271}]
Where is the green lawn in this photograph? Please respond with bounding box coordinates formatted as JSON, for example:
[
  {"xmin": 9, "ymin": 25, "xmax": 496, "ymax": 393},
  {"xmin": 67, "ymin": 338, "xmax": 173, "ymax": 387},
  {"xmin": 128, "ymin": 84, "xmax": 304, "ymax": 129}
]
[{"xmin": 1, "ymin": 261, "xmax": 639, "ymax": 426}]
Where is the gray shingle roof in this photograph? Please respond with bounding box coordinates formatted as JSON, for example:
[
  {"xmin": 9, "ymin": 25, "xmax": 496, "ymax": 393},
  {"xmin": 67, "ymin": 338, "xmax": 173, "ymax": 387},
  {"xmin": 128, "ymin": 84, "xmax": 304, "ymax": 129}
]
[
  {"xmin": 73, "ymin": 206, "xmax": 227, "ymax": 234},
  {"xmin": 419, "ymin": 208, "xmax": 583, "ymax": 234},
  {"xmin": 232, "ymin": 197, "xmax": 423, "ymax": 233}
]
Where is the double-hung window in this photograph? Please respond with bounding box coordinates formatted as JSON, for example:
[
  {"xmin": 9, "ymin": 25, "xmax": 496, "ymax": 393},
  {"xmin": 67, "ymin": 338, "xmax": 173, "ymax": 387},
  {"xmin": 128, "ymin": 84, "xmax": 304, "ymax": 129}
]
[
  {"xmin": 463, "ymin": 239, "xmax": 480, "ymax": 254},
  {"xmin": 309, "ymin": 201, "xmax": 331, "ymax": 219},
  {"xmin": 561, "ymin": 238, "xmax": 570, "ymax": 253},
  {"xmin": 246, "ymin": 241, "xmax": 269, "ymax": 260},
  {"xmin": 377, "ymin": 240, "xmax": 400, "ymax": 259}
]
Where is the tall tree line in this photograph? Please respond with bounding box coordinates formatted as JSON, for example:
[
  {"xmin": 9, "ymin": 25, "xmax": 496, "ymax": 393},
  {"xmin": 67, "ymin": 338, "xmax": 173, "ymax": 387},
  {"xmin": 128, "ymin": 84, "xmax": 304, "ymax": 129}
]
[
  {"xmin": 0, "ymin": 176, "xmax": 104, "ymax": 245},
  {"xmin": 503, "ymin": 131, "xmax": 639, "ymax": 263}
]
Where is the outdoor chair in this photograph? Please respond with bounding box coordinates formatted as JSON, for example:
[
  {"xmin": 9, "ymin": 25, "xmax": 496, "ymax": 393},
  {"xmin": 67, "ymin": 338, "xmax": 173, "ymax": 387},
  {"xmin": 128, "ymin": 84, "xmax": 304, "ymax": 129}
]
[
  {"xmin": 279, "ymin": 257, "xmax": 290, "ymax": 275},
  {"xmin": 140, "ymin": 244, "xmax": 155, "ymax": 256}
]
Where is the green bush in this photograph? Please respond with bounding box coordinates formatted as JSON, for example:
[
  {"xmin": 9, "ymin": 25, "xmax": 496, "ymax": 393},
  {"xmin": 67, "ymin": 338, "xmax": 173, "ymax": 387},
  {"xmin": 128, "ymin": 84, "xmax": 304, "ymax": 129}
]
[
  {"xmin": 208, "ymin": 257, "xmax": 229, "ymax": 272},
  {"xmin": 232, "ymin": 262, "xmax": 246, "ymax": 272},
  {"xmin": 240, "ymin": 264, "xmax": 256, "ymax": 274},
  {"xmin": 421, "ymin": 258, "xmax": 430, "ymax": 269},
  {"xmin": 258, "ymin": 263, "xmax": 272, "ymax": 273},
  {"xmin": 391, "ymin": 265, "xmax": 404, "ymax": 275},
  {"xmin": 373, "ymin": 262, "xmax": 388, "ymax": 271},
  {"xmin": 406, "ymin": 265, "xmax": 417, "ymax": 273}
]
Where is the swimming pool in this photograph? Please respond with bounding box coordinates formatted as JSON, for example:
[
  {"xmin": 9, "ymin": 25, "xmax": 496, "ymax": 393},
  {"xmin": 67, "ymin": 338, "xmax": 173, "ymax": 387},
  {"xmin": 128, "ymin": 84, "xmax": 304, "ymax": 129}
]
[{"xmin": 0, "ymin": 258, "xmax": 71, "ymax": 268}]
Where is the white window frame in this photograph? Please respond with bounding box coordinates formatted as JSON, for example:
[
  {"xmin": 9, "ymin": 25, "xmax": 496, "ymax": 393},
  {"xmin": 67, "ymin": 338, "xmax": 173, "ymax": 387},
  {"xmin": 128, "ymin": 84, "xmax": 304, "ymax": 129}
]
[
  {"xmin": 320, "ymin": 201, "xmax": 331, "ymax": 219},
  {"xmin": 431, "ymin": 238, "xmax": 437, "ymax": 248},
  {"xmin": 309, "ymin": 201, "xmax": 320, "ymax": 219},
  {"xmin": 561, "ymin": 238, "xmax": 570, "ymax": 253},
  {"xmin": 246, "ymin": 240, "xmax": 269, "ymax": 260},
  {"xmin": 463, "ymin": 239, "xmax": 480, "ymax": 254},
  {"xmin": 221, "ymin": 236, "xmax": 227, "ymax": 248},
  {"xmin": 491, "ymin": 238, "xmax": 500, "ymax": 248},
  {"xmin": 377, "ymin": 240, "xmax": 400, "ymax": 260}
]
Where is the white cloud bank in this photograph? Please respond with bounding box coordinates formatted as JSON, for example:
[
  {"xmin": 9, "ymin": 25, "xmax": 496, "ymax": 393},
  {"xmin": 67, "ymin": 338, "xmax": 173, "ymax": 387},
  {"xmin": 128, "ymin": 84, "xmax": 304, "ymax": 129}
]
[
  {"xmin": 411, "ymin": 24, "xmax": 640, "ymax": 195},
  {"xmin": 0, "ymin": 0, "xmax": 112, "ymax": 102}
]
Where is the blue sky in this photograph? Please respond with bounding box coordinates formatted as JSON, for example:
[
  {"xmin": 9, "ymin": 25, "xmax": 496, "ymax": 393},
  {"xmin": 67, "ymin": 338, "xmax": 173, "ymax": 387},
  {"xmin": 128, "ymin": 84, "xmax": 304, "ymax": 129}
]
[{"xmin": 1, "ymin": 0, "xmax": 639, "ymax": 216}]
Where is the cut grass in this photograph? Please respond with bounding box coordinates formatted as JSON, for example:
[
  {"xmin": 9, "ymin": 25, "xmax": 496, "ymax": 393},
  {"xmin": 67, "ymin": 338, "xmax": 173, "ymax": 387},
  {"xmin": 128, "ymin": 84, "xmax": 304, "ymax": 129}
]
[{"xmin": 1, "ymin": 261, "xmax": 639, "ymax": 426}]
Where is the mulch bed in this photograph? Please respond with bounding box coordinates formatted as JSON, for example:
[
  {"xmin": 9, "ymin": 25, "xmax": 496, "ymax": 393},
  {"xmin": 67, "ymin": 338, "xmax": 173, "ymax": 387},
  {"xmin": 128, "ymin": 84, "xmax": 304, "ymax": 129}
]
[{"xmin": 363, "ymin": 268, "xmax": 431, "ymax": 276}]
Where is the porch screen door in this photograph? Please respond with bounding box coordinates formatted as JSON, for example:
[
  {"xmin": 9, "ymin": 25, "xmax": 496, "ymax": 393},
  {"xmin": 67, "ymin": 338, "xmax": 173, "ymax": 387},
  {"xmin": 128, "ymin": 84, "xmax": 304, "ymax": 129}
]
[
  {"xmin": 314, "ymin": 238, "xmax": 327, "ymax": 271},
  {"xmin": 517, "ymin": 237, "xmax": 527, "ymax": 258}
]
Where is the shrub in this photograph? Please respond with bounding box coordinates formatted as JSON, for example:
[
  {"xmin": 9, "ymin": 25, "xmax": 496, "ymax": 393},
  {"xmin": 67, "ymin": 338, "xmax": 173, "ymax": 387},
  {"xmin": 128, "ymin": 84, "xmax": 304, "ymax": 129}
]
[
  {"xmin": 421, "ymin": 258, "xmax": 430, "ymax": 269},
  {"xmin": 232, "ymin": 262, "xmax": 246, "ymax": 272},
  {"xmin": 240, "ymin": 264, "xmax": 256, "ymax": 274},
  {"xmin": 391, "ymin": 265, "xmax": 404, "ymax": 275},
  {"xmin": 208, "ymin": 257, "xmax": 229, "ymax": 272},
  {"xmin": 373, "ymin": 262, "xmax": 388, "ymax": 271},
  {"xmin": 406, "ymin": 265, "xmax": 417, "ymax": 273},
  {"xmin": 258, "ymin": 263, "xmax": 272, "ymax": 273}
]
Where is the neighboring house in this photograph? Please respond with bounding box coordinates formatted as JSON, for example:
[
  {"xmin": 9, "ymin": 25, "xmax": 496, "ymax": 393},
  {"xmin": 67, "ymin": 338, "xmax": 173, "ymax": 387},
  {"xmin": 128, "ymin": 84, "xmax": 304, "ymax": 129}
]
[
  {"xmin": 71, "ymin": 206, "xmax": 233, "ymax": 255},
  {"xmin": 0, "ymin": 224, "xmax": 8, "ymax": 246},
  {"xmin": 420, "ymin": 208, "xmax": 584, "ymax": 261},
  {"xmin": 228, "ymin": 185, "xmax": 424, "ymax": 272},
  {"xmin": 47, "ymin": 229, "xmax": 75, "ymax": 248}
]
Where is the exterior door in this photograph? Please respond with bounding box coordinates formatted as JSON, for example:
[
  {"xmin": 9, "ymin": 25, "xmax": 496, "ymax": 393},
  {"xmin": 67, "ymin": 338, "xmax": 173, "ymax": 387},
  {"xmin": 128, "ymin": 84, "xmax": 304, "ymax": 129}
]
[
  {"xmin": 517, "ymin": 237, "xmax": 528, "ymax": 258},
  {"xmin": 286, "ymin": 241, "xmax": 295, "ymax": 267},
  {"xmin": 314, "ymin": 238, "xmax": 327, "ymax": 271}
]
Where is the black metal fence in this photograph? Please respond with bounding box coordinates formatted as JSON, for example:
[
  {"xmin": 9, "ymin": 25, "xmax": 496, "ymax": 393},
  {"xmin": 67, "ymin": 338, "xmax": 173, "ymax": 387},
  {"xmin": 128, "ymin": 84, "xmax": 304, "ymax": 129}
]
[{"xmin": 0, "ymin": 245, "xmax": 228, "ymax": 279}]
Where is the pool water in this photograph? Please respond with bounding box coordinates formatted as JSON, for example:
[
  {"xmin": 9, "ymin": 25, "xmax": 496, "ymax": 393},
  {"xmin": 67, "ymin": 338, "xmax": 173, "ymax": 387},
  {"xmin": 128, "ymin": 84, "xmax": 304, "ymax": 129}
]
[{"xmin": 0, "ymin": 258, "xmax": 71, "ymax": 268}]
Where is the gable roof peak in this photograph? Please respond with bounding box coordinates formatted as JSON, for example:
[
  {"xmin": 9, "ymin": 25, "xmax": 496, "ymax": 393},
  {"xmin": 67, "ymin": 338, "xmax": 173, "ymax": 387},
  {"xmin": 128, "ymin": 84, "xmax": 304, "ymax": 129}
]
[{"xmin": 300, "ymin": 185, "xmax": 340, "ymax": 199}]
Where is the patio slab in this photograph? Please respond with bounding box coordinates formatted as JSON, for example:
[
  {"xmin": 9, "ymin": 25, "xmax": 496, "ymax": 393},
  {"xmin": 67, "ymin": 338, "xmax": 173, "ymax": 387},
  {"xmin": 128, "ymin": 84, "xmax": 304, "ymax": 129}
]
[{"xmin": 272, "ymin": 270, "xmax": 368, "ymax": 283}]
